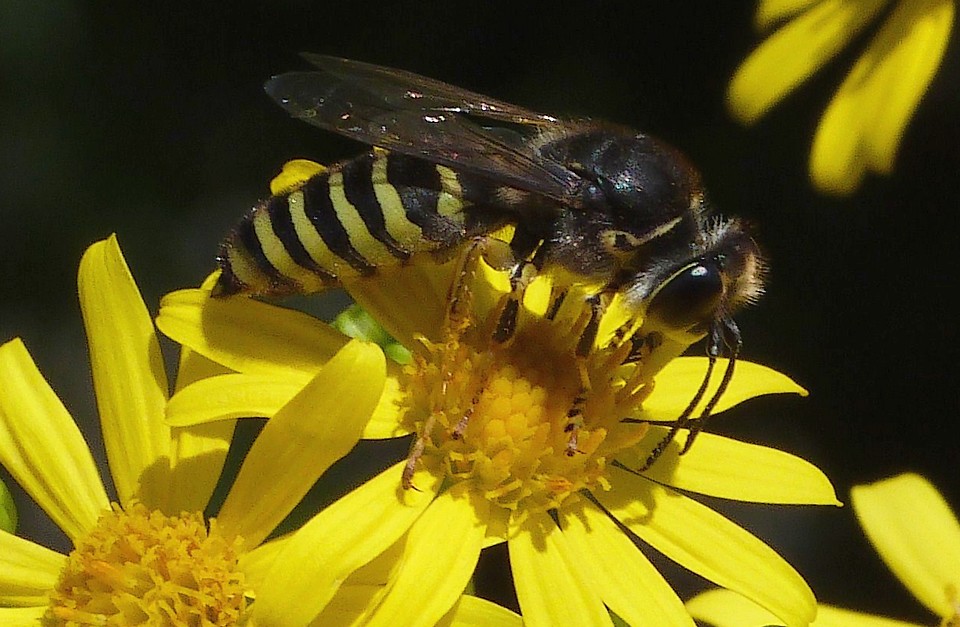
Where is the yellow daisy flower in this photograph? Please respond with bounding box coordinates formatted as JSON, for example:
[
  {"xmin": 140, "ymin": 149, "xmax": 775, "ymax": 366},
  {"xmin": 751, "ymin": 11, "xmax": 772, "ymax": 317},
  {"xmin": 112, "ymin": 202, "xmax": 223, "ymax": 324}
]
[
  {"xmin": 687, "ymin": 473, "xmax": 960, "ymax": 626},
  {"xmin": 158, "ymin": 233, "xmax": 839, "ymax": 626},
  {"xmin": 0, "ymin": 235, "xmax": 401, "ymax": 624},
  {"xmin": 729, "ymin": 0, "xmax": 954, "ymax": 194}
]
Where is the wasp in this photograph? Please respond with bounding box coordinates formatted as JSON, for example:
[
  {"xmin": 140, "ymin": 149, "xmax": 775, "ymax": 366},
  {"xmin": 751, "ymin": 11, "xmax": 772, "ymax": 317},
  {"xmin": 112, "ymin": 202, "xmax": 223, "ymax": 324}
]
[{"xmin": 214, "ymin": 55, "xmax": 765, "ymax": 470}]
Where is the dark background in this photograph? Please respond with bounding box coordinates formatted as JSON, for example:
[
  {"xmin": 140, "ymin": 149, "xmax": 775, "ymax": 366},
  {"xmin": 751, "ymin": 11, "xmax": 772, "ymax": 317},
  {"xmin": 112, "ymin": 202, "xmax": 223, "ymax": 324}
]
[{"xmin": 1, "ymin": 1, "xmax": 958, "ymax": 623}]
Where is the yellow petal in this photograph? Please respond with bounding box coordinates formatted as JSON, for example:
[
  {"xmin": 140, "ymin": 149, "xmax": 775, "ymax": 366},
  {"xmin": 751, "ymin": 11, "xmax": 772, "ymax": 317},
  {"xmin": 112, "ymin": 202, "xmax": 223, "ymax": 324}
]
[
  {"xmin": 165, "ymin": 419, "xmax": 236, "ymax": 514},
  {"xmin": 687, "ymin": 588, "xmax": 922, "ymax": 627},
  {"xmin": 811, "ymin": 605, "xmax": 923, "ymax": 627},
  {"xmin": 365, "ymin": 491, "xmax": 487, "ymax": 627},
  {"xmin": 253, "ymin": 461, "xmax": 440, "ymax": 626},
  {"xmin": 559, "ymin": 499, "xmax": 694, "ymax": 627},
  {"xmin": 598, "ymin": 468, "xmax": 816, "ymax": 627},
  {"xmin": 78, "ymin": 235, "xmax": 171, "ymax": 510},
  {"xmin": 345, "ymin": 261, "xmax": 452, "ymax": 349},
  {"xmin": 686, "ymin": 588, "xmax": 782, "ymax": 627},
  {"xmin": 851, "ymin": 473, "xmax": 960, "ymax": 618},
  {"xmin": 811, "ymin": 0, "xmax": 953, "ymax": 193},
  {"xmin": 363, "ymin": 364, "xmax": 411, "ymax": 439},
  {"xmin": 239, "ymin": 533, "xmax": 290, "ymax": 594},
  {"xmin": 640, "ymin": 358, "xmax": 806, "ymax": 421},
  {"xmin": 509, "ymin": 510, "xmax": 612, "ymax": 627},
  {"xmin": 156, "ymin": 288, "xmax": 347, "ymax": 377},
  {"xmin": 310, "ymin": 584, "xmax": 384, "ymax": 627},
  {"xmin": 0, "ymin": 339, "xmax": 109, "ymax": 540},
  {"xmin": 166, "ymin": 373, "xmax": 309, "ymax": 426},
  {"xmin": 438, "ymin": 595, "xmax": 524, "ymax": 627},
  {"xmin": 728, "ymin": 0, "xmax": 886, "ymax": 123},
  {"xmin": 632, "ymin": 430, "xmax": 840, "ymax": 505},
  {"xmin": 0, "ymin": 606, "xmax": 49, "ymax": 625},
  {"xmin": 0, "ymin": 529, "xmax": 65, "ymax": 605},
  {"xmin": 217, "ymin": 340, "xmax": 385, "ymax": 547},
  {"xmin": 165, "ymin": 308, "xmax": 238, "ymax": 513},
  {"xmin": 754, "ymin": 0, "xmax": 824, "ymax": 31},
  {"xmin": 862, "ymin": 0, "xmax": 953, "ymax": 172}
]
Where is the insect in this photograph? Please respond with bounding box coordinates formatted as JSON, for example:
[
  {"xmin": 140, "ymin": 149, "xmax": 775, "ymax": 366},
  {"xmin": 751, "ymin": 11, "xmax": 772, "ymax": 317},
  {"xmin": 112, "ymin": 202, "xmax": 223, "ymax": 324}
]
[{"xmin": 214, "ymin": 54, "xmax": 765, "ymax": 471}]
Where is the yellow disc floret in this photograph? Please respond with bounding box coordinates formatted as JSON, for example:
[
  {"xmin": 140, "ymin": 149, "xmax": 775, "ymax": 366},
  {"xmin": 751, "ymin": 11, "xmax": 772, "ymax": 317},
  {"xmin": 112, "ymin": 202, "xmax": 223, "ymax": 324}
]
[
  {"xmin": 400, "ymin": 289, "xmax": 651, "ymax": 514},
  {"xmin": 46, "ymin": 502, "xmax": 246, "ymax": 626}
]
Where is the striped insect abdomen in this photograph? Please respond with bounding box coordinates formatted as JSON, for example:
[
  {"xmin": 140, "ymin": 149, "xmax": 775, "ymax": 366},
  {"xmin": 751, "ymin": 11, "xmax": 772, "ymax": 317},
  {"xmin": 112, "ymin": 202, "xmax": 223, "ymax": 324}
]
[{"xmin": 213, "ymin": 149, "xmax": 476, "ymax": 297}]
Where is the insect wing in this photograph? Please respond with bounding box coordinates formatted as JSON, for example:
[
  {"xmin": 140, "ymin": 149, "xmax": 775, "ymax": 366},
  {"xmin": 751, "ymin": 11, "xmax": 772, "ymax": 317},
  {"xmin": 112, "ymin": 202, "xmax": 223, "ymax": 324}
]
[
  {"xmin": 299, "ymin": 54, "xmax": 560, "ymax": 125},
  {"xmin": 264, "ymin": 55, "xmax": 585, "ymax": 204}
]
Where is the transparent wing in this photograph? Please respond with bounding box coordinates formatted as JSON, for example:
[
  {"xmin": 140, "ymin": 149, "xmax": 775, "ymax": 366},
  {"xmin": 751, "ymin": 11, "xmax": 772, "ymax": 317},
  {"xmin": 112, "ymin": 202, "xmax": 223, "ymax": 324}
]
[{"xmin": 264, "ymin": 55, "xmax": 586, "ymax": 204}]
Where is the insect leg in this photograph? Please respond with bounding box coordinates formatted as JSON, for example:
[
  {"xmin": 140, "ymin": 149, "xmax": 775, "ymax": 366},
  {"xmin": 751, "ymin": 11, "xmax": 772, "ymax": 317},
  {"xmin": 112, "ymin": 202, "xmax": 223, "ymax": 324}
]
[
  {"xmin": 635, "ymin": 315, "xmax": 740, "ymax": 471},
  {"xmin": 559, "ymin": 290, "xmax": 614, "ymax": 456},
  {"xmin": 679, "ymin": 316, "xmax": 741, "ymax": 455},
  {"xmin": 491, "ymin": 259, "xmax": 538, "ymax": 344},
  {"xmin": 483, "ymin": 222, "xmax": 542, "ymax": 345},
  {"xmin": 402, "ymin": 237, "xmax": 487, "ymax": 490},
  {"xmin": 545, "ymin": 286, "xmax": 568, "ymax": 320},
  {"xmin": 563, "ymin": 361, "xmax": 592, "ymax": 456},
  {"xmin": 575, "ymin": 293, "xmax": 609, "ymax": 357}
]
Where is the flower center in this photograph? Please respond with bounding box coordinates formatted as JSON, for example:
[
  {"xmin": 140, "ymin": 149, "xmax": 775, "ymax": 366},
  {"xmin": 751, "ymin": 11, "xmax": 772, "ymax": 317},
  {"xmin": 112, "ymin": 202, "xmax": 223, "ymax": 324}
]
[
  {"xmin": 400, "ymin": 288, "xmax": 650, "ymax": 513},
  {"xmin": 46, "ymin": 502, "xmax": 246, "ymax": 626}
]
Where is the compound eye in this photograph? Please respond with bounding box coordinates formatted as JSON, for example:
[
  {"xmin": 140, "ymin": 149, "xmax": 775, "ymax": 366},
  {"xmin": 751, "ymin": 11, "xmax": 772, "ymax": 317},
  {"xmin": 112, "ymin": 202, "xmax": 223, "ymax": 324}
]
[{"xmin": 646, "ymin": 260, "xmax": 724, "ymax": 335}]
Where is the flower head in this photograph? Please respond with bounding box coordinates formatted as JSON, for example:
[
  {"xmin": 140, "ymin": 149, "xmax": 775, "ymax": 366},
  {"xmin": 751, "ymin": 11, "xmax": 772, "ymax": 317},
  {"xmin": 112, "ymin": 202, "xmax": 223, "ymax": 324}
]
[
  {"xmin": 687, "ymin": 472, "xmax": 960, "ymax": 626},
  {"xmin": 159, "ymin": 221, "xmax": 839, "ymax": 625},
  {"xmin": 0, "ymin": 236, "xmax": 405, "ymax": 624},
  {"xmin": 729, "ymin": 0, "xmax": 954, "ymax": 194}
]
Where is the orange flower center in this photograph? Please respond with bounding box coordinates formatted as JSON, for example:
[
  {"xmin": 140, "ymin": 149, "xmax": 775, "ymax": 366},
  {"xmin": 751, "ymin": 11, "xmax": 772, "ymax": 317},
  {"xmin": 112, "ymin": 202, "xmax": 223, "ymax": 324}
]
[{"xmin": 46, "ymin": 502, "xmax": 246, "ymax": 626}]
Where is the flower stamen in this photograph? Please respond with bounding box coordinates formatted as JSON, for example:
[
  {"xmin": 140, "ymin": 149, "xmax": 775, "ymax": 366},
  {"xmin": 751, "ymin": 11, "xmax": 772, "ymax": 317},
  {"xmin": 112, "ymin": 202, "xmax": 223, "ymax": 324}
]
[
  {"xmin": 46, "ymin": 502, "xmax": 246, "ymax": 627},
  {"xmin": 398, "ymin": 258, "xmax": 651, "ymax": 513}
]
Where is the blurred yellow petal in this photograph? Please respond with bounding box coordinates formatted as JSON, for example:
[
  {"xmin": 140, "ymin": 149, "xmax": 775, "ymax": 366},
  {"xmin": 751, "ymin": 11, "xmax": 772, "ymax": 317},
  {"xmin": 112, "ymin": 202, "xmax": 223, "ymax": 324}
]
[
  {"xmin": 0, "ymin": 529, "xmax": 65, "ymax": 606},
  {"xmin": 728, "ymin": 0, "xmax": 887, "ymax": 123},
  {"xmin": 810, "ymin": 605, "xmax": 926, "ymax": 627},
  {"xmin": 599, "ymin": 468, "xmax": 815, "ymax": 627},
  {"xmin": 78, "ymin": 235, "xmax": 171, "ymax": 509},
  {"xmin": 0, "ymin": 339, "xmax": 108, "ymax": 540},
  {"xmin": 439, "ymin": 595, "xmax": 523, "ymax": 627},
  {"xmin": 852, "ymin": 473, "xmax": 960, "ymax": 618},
  {"xmin": 167, "ymin": 373, "xmax": 309, "ymax": 426},
  {"xmin": 217, "ymin": 340, "xmax": 385, "ymax": 547},
  {"xmin": 640, "ymin": 358, "xmax": 806, "ymax": 421},
  {"xmin": 687, "ymin": 588, "xmax": 923, "ymax": 627},
  {"xmin": 811, "ymin": 0, "xmax": 954, "ymax": 193},
  {"xmin": 365, "ymin": 491, "xmax": 486, "ymax": 627},
  {"xmin": 634, "ymin": 431, "xmax": 840, "ymax": 505},
  {"xmin": 156, "ymin": 288, "xmax": 347, "ymax": 377},
  {"xmin": 559, "ymin": 499, "xmax": 694, "ymax": 627},
  {"xmin": 0, "ymin": 607, "xmax": 49, "ymax": 625},
  {"xmin": 810, "ymin": 605, "xmax": 923, "ymax": 627},
  {"xmin": 754, "ymin": 0, "xmax": 825, "ymax": 31},
  {"xmin": 254, "ymin": 461, "xmax": 440, "ymax": 626},
  {"xmin": 509, "ymin": 510, "xmax": 612, "ymax": 627},
  {"xmin": 862, "ymin": 0, "xmax": 953, "ymax": 171}
]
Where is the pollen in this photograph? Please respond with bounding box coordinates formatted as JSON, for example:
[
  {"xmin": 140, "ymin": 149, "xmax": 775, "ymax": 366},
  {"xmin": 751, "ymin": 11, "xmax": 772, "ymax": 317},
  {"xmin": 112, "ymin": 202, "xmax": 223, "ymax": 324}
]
[
  {"xmin": 46, "ymin": 502, "xmax": 246, "ymax": 626},
  {"xmin": 400, "ymin": 288, "xmax": 651, "ymax": 513}
]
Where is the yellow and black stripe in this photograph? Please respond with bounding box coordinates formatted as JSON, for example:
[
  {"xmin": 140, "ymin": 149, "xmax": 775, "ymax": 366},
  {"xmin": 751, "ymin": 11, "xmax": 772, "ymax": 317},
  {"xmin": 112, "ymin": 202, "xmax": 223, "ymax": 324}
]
[{"xmin": 214, "ymin": 149, "xmax": 481, "ymax": 297}]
